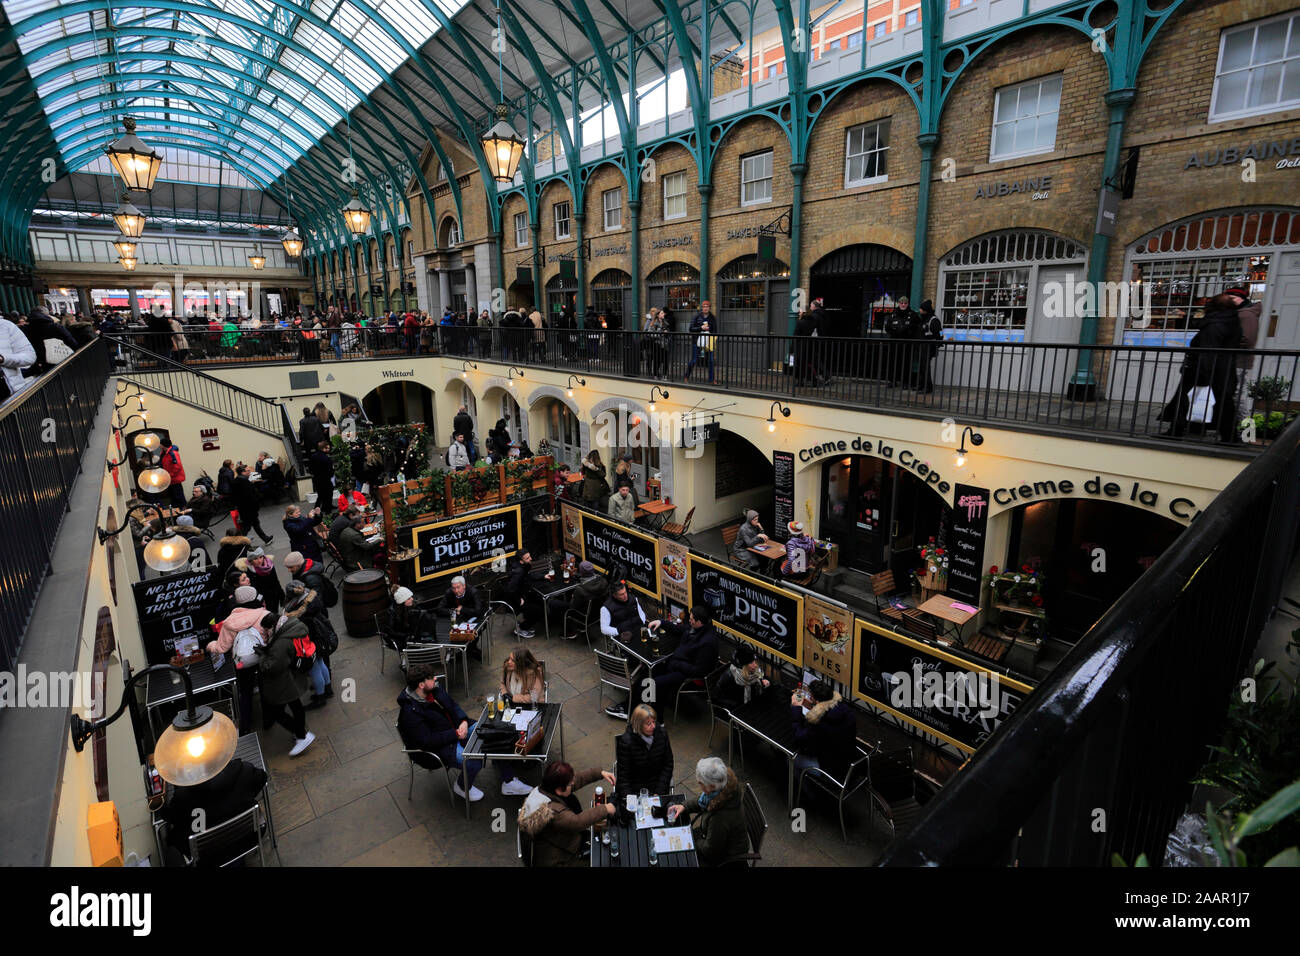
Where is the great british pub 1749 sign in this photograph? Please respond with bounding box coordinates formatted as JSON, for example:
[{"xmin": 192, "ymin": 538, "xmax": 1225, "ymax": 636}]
[
  {"xmin": 687, "ymin": 554, "xmax": 802, "ymax": 665},
  {"xmin": 410, "ymin": 505, "xmax": 522, "ymax": 583}
]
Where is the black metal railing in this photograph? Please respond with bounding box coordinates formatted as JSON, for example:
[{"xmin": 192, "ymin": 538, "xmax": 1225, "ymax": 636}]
[
  {"xmin": 107, "ymin": 326, "xmax": 1300, "ymax": 448},
  {"xmin": 0, "ymin": 339, "xmax": 112, "ymax": 677},
  {"xmin": 113, "ymin": 338, "xmax": 305, "ymax": 476},
  {"xmin": 880, "ymin": 417, "xmax": 1300, "ymax": 866}
]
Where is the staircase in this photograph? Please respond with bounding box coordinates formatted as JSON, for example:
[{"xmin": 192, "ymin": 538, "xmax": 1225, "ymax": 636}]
[{"xmin": 111, "ymin": 338, "xmax": 304, "ymax": 475}]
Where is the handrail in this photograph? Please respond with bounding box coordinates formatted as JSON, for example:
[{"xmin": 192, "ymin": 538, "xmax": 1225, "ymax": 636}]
[
  {"xmin": 110, "ymin": 336, "xmax": 286, "ymax": 408},
  {"xmin": 880, "ymin": 417, "xmax": 1300, "ymax": 865}
]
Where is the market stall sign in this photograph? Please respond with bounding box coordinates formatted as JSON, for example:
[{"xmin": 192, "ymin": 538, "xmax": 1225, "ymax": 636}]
[
  {"xmin": 132, "ymin": 568, "xmax": 222, "ymax": 667},
  {"xmin": 687, "ymin": 554, "xmax": 802, "ymax": 665},
  {"xmin": 581, "ymin": 511, "xmax": 661, "ymax": 600},
  {"xmin": 947, "ymin": 484, "xmax": 990, "ymax": 604},
  {"xmin": 852, "ymin": 619, "xmax": 1033, "ymax": 753},
  {"xmin": 410, "ymin": 504, "xmax": 522, "ymax": 582}
]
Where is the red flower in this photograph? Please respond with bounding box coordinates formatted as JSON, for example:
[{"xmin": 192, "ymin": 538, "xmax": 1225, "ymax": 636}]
[
  {"xmin": 929, "ymin": 536, "xmax": 936, "ymax": 543},
  {"xmin": 989, "ymin": 565, "xmax": 999, "ymax": 574},
  {"xmin": 937, "ymin": 549, "xmax": 945, "ymax": 555},
  {"xmin": 1031, "ymin": 595, "xmax": 1044, "ymax": 607}
]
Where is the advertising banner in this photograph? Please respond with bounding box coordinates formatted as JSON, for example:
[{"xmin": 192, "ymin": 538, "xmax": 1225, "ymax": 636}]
[
  {"xmin": 802, "ymin": 594, "xmax": 855, "ymax": 683},
  {"xmin": 581, "ymin": 512, "xmax": 661, "ymax": 600},
  {"xmin": 411, "ymin": 505, "xmax": 522, "ymax": 583},
  {"xmin": 687, "ymin": 554, "xmax": 802, "ymax": 664}
]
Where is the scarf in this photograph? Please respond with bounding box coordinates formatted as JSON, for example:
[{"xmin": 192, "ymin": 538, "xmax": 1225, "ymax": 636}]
[
  {"xmin": 698, "ymin": 790, "xmax": 717, "ymax": 810},
  {"xmin": 729, "ymin": 664, "xmax": 765, "ymax": 704}
]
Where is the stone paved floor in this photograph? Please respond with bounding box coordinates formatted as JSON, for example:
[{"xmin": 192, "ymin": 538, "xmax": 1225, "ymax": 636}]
[{"xmin": 238, "ymin": 500, "xmax": 892, "ymax": 867}]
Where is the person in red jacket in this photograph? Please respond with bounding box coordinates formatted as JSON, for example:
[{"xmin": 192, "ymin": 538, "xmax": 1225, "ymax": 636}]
[
  {"xmin": 403, "ymin": 310, "xmax": 420, "ymax": 355},
  {"xmin": 157, "ymin": 438, "xmax": 187, "ymax": 508},
  {"xmin": 336, "ymin": 482, "xmax": 368, "ymax": 513}
]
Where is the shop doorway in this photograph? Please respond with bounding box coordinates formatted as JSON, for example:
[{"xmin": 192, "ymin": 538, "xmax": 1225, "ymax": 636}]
[
  {"xmin": 646, "ymin": 262, "xmax": 700, "ymax": 322},
  {"xmin": 819, "ymin": 455, "xmax": 949, "ymax": 576},
  {"xmin": 717, "ymin": 254, "xmax": 790, "ymax": 372},
  {"xmin": 590, "ymin": 269, "xmax": 632, "ymax": 329},
  {"xmin": 809, "ymin": 244, "xmax": 912, "ymax": 337},
  {"xmin": 540, "ymin": 398, "xmax": 582, "ymax": 469},
  {"xmin": 362, "ymin": 381, "xmax": 434, "ymax": 427},
  {"xmin": 546, "ymin": 272, "xmax": 577, "ymax": 323},
  {"xmin": 1007, "ymin": 499, "xmax": 1184, "ymax": 642}
]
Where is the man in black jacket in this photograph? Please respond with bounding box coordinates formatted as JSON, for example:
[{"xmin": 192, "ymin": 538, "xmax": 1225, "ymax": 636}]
[
  {"xmin": 395, "ymin": 664, "xmax": 484, "ymax": 802},
  {"xmin": 21, "ymin": 308, "xmax": 77, "ymax": 376},
  {"xmin": 651, "ymin": 605, "xmax": 720, "ymax": 718},
  {"xmin": 503, "ymin": 551, "xmax": 549, "ymax": 638},
  {"xmin": 452, "ymin": 405, "xmax": 478, "ymax": 462},
  {"xmin": 1162, "ymin": 293, "xmax": 1244, "ymax": 441},
  {"xmin": 791, "ymin": 679, "xmax": 857, "ymax": 782},
  {"xmin": 298, "ymin": 406, "xmax": 325, "ymax": 455},
  {"xmin": 439, "ymin": 574, "xmax": 487, "ymax": 660},
  {"xmin": 883, "ymin": 297, "xmax": 919, "ymax": 387},
  {"xmin": 915, "ymin": 299, "xmax": 942, "ymax": 394},
  {"xmin": 230, "ymin": 464, "xmax": 273, "ymax": 544}
]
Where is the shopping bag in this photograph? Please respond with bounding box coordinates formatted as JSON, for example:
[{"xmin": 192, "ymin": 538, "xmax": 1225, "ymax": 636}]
[{"xmin": 1186, "ymin": 387, "xmax": 1216, "ymax": 424}]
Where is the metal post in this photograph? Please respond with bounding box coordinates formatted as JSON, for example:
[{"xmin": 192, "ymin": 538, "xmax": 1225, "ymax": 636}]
[
  {"xmin": 629, "ymin": 199, "xmax": 642, "ymax": 328},
  {"xmin": 788, "ymin": 163, "xmax": 806, "ymax": 334},
  {"xmin": 697, "ymin": 185, "xmax": 712, "ymax": 306},
  {"xmin": 575, "ymin": 211, "xmax": 587, "ymax": 326},
  {"xmin": 911, "ymin": 133, "xmax": 939, "ymax": 306}
]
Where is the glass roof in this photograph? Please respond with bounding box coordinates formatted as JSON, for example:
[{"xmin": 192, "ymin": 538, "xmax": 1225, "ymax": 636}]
[{"xmin": 2, "ymin": 0, "xmax": 473, "ymax": 184}]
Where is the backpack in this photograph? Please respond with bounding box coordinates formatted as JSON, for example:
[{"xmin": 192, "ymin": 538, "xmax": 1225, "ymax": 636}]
[
  {"xmin": 233, "ymin": 626, "xmax": 265, "ymax": 667},
  {"xmin": 319, "ymin": 575, "xmax": 339, "ymax": 608},
  {"xmin": 288, "ymin": 632, "xmax": 317, "ymax": 672}
]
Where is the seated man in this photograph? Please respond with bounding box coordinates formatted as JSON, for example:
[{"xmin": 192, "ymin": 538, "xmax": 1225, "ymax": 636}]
[
  {"xmin": 732, "ymin": 510, "xmax": 767, "ymax": 570},
  {"xmin": 327, "ymin": 505, "xmax": 360, "ymax": 554},
  {"xmin": 502, "ymin": 551, "xmax": 549, "ymax": 639},
  {"xmin": 160, "ymin": 756, "xmax": 268, "ymax": 865},
  {"xmin": 438, "ymin": 574, "xmax": 487, "ymax": 660},
  {"xmin": 651, "ymin": 606, "xmax": 720, "ymax": 717},
  {"xmin": 336, "ymin": 514, "xmax": 382, "ymax": 570},
  {"xmin": 396, "ymin": 663, "xmax": 484, "ymax": 802},
  {"xmin": 791, "ymin": 679, "xmax": 857, "ymax": 783},
  {"xmin": 607, "ymin": 484, "xmax": 637, "ymax": 524},
  {"xmin": 186, "ymin": 484, "xmax": 217, "ymax": 528},
  {"xmin": 255, "ymin": 452, "xmax": 286, "ymax": 502},
  {"xmin": 599, "ymin": 579, "xmax": 652, "ymax": 719}
]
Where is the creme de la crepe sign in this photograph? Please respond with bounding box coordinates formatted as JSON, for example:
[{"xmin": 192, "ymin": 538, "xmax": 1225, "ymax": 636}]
[
  {"xmin": 798, "ymin": 437, "xmax": 952, "ymax": 495},
  {"xmin": 991, "ymin": 475, "xmax": 1204, "ymax": 522}
]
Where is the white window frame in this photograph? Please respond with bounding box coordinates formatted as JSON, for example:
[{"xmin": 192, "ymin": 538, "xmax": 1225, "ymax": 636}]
[
  {"xmin": 514, "ymin": 212, "xmax": 529, "ymax": 247},
  {"xmin": 554, "ymin": 201, "xmax": 571, "ymax": 240},
  {"xmin": 845, "ymin": 30, "xmax": 863, "ymax": 49},
  {"xmin": 448, "ymin": 221, "xmax": 460, "ymax": 246},
  {"xmin": 990, "ymin": 74, "xmax": 1063, "ymax": 162},
  {"xmin": 845, "ymin": 119, "xmax": 890, "ymax": 188},
  {"xmin": 740, "ymin": 150, "xmax": 773, "ymax": 207},
  {"xmin": 602, "ymin": 187, "xmax": 623, "ymax": 231},
  {"xmin": 1209, "ymin": 11, "xmax": 1300, "ymax": 122},
  {"xmin": 904, "ymin": 9, "xmax": 919, "ymax": 27},
  {"xmin": 662, "ymin": 171, "xmax": 687, "ymax": 220},
  {"xmin": 871, "ymin": 22, "xmax": 887, "ymax": 39},
  {"xmin": 765, "ymin": 63, "xmax": 781, "ymax": 79}
]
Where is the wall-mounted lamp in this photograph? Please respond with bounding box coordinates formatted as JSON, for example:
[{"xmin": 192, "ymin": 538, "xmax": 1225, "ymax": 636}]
[
  {"xmin": 649, "ymin": 386, "xmax": 669, "ymax": 413},
  {"xmin": 461, "ymin": 360, "xmax": 478, "ymax": 379},
  {"xmin": 508, "ymin": 366, "xmax": 523, "ymax": 388},
  {"xmin": 954, "ymin": 426, "xmax": 984, "ymax": 468},
  {"xmin": 97, "ymin": 503, "xmax": 191, "ymax": 572},
  {"xmin": 767, "ymin": 401, "xmax": 791, "ymax": 433},
  {"xmin": 567, "ymin": 374, "xmax": 586, "ymax": 398},
  {"xmin": 71, "ymin": 664, "xmax": 237, "ymax": 785}
]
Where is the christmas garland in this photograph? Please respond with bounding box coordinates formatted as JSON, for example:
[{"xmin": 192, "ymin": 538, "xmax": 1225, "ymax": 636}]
[
  {"xmin": 329, "ymin": 423, "xmax": 432, "ymax": 490},
  {"xmin": 449, "ymin": 462, "xmax": 499, "ymax": 506},
  {"xmin": 390, "ymin": 470, "xmax": 448, "ymax": 527},
  {"xmin": 505, "ymin": 457, "xmax": 550, "ymax": 501}
]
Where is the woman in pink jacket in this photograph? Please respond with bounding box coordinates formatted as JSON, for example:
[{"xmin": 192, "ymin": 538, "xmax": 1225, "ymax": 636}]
[{"xmin": 207, "ymin": 585, "xmax": 267, "ymax": 733}]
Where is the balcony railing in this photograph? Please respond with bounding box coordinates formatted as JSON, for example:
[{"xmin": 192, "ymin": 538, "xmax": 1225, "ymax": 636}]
[
  {"xmin": 0, "ymin": 340, "xmax": 111, "ymax": 677},
  {"xmin": 107, "ymin": 326, "xmax": 1299, "ymax": 449}
]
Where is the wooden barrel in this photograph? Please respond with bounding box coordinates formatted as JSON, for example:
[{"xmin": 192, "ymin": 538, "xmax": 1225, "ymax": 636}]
[{"xmin": 343, "ymin": 568, "xmax": 388, "ymax": 637}]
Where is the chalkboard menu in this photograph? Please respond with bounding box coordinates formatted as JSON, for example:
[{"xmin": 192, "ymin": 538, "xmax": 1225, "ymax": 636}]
[
  {"xmin": 948, "ymin": 484, "xmax": 990, "ymax": 603},
  {"xmin": 687, "ymin": 554, "xmax": 802, "ymax": 664},
  {"xmin": 581, "ymin": 512, "xmax": 661, "ymax": 599},
  {"xmin": 852, "ymin": 620, "xmax": 1033, "ymax": 753},
  {"xmin": 773, "ymin": 451, "xmax": 794, "ymax": 535},
  {"xmin": 132, "ymin": 568, "xmax": 222, "ymax": 667},
  {"xmin": 410, "ymin": 505, "xmax": 522, "ymax": 583}
]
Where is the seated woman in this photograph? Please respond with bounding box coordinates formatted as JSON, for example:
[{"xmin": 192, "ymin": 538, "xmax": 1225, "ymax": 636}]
[
  {"xmin": 667, "ymin": 757, "xmax": 750, "ymax": 867},
  {"xmin": 780, "ymin": 520, "xmax": 817, "ymax": 578},
  {"xmin": 614, "ymin": 704, "xmax": 674, "ymax": 806},
  {"xmin": 336, "ymin": 481, "xmax": 368, "ymax": 514},
  {"xmin": 386, "ymin": 585, "xmax": 436, "ymax": 649},
  {"xmin": 497, "ymin": 647, "xmax": 546, "ymax": 797},
  {"xmin": 517, "ymin": 761, "xmax": 617, "ymax": 867},
  {"xmin": 711, "ymin": 644, "xmax": 771, "ymax": 711}
]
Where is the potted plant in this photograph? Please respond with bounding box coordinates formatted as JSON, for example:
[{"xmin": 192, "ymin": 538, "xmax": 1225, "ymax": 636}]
[
  {"xmin": 1247, "ymin": 376, "xmax": 1292, "ymax": 443},
  {"xmin": 919, "ymin": 537, "xmax": 949, "ymax": 591}
]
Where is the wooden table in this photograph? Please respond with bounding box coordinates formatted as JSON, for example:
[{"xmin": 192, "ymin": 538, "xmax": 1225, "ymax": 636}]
[
  {"xmin": 916, "ymin": 594, "xmax": 980, "ymax": 644},
  {"xmin": 635, "ymin": 499, "xmax": 676, "ymax": 530},
  {"xmin": 748, "ymin": 540, "xmax": 787, "ymax": 576}
]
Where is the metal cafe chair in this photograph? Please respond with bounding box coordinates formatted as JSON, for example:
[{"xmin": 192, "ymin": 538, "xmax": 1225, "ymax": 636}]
[
  {"xmin": 396, "ymin": 721, "xmax": 461, "ymax": 808},
  {"xmin": 186, "ymin": 803, "xmax": 265, "ymax": 867},
  {"xmin": 796, "ymin": 744, "xmax": 874, "ymax": 843},
  {"xmin": 594, "ymin": 648, "xmax": 634, "ymax": 715},
  {"xmin": 673, "ymin": 660, "xmax": 725, "ymax": 724},
  {"xmin": 402, "ymin": 643, "xmax": 455, "ymax": 689},
  {"xmin": 867, "ymin": 747, "xmax": 923, "ymax": 840},
  {"xmin": 719, "ymin": 783, "xmax": 769, "ymax": 868},
  {"xmin": 373, "ymin": 613, "xmax": 403, "ymax": 675},
  {"xmin": 516, "ymin": 826, "xmax": 535, "ymax": 867},
  {"xmin": 562, "ymin": 594, "xmax": 600, "ymax": 648}
]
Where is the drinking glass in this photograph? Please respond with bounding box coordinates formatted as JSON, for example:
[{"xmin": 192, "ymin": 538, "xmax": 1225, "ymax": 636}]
[
  {"xmin": 639, "ymin": 787, "xmax": 649, "ymax": 814},
  {"xmin": 609, "ymin": 830, "xmax": 620, "ymax": 860},
  {"xmin": 497, "ymin": 696, "xmax": 506, "ymax": 716},
  {"xmin": 648, "ymin": 844, "xmax": 659, "ymax": 866},
  {"xmin": 486, "ymin": 695, "xmax": 495, "ymax": 717}
]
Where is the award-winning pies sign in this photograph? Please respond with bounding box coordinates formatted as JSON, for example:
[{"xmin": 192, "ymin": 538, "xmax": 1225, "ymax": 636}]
[{"xmin": 687, "ymin": 554, "xmax": 802, "ymax": 665}]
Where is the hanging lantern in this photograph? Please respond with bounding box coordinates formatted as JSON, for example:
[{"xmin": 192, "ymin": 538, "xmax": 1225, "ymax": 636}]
[
  {"xmin": 481, "ymin": 103, "xmax": 526, "ymax": 183},
  {"xmin": 281, "ymin": 229, "xmax": 303, "ymax": 258},
  {"xmin": 113, "ymin": 235, "xmax": 137, "ymax": 258},
  {"xmin": 105, "ymin": 117, "xmax": 163, "ymax": 192},
  {"xmin": 119, "ymin": 256, "xmax": 138, "ymax": 272},
  {"xmin": 249, "ymin": 252, "xmax": 266, "ymax": 270},
  {"xmin": 341, "ymin": 191, "xmax": 372, "ymax": 235},
  {"xmin": 113, "ymin": 199, "xmax": 146, "ymax": 238}
]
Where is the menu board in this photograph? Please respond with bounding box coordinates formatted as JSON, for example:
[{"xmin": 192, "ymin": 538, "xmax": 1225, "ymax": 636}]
[
  {"xmin": 802, "ymin": 594, "xmax": 855, "ymax": 682},
  {"xmin": 659, "ymin": 538, "xmax": 690, "ymax": 607},
  {"xmin": 773, "ymin": 451, "xmax": 794, "ymax": 535},
  {"xmin": 852, "ymin": 619, "xmax": 1033, "ymax": 753},
  {"xmin": 132, "ymin": 568, "xmax": 222, "ymax": 667},
  {"xmin": 687, "ymin": 554, "xmax": 802, "ymax": 664},
  {"xmin": 948, "ymin": 484, "xmax": 990, "ymax": 604},
  {"xmin": 581, "ymin": 511, "xmax": 661, "ymax": 600},
  {"xmin": 410, "ymin": 505, "xmax": 522, "ymax": 582},
  {"xmin": 560, "ymin": 501, "xmax": 582, "ymax": 555}
]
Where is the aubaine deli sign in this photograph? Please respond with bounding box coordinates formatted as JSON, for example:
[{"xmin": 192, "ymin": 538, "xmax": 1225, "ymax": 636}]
[{"xmin": 1184, "ymin": 139, "xmax": 1300, "ymax": 169}]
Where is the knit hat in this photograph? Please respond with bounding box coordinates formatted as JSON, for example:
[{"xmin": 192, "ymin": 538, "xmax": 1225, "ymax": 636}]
[
  {"xmin": 744, "ymin": 509, "xmax": 758, "ymax": 521},
  {"xmin": 175, "ymin": 515, "xmax": 195, "ymax": 527},
  {"xmin": 578, "ymin": 560, "xmax": 595, "ymax": 574},
  {"xmin": 234, "ymin": 585, "xmax": 259, "ymax": 605},
  {"xmin": 247, "ymin": 546, "xmax": 265, "ymax": 559},
  {"xmin": 787, "ymin": 520, "xmax": 804, "ymax": 535},
  {"xmin": 283, "ymin": 551, "xmax": 305, "ymax": 570},
  {"xmin": 920, "ymin": 299, "xmax": 934, "ymax": 313},
  {"xmin": 285, "ymin": 580, "xmax": 306, "ymax": 596},
  {"xmin": 393, "ymin": 586, "xmax": 414, "ymax": 604}
]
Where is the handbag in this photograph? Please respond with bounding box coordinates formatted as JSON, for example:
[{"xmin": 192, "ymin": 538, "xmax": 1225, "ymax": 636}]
[
  {"xmin": 1186, "ymin": 386, "xmax": 1216, "ymax": 424},
  {"xmin": 233, "ymin": 626, "xmax": 264, "ymax": 667},
  {"xmin": 475, "ymin": 719, "xmax": 519, "ymax": 749},
  {"xmin": 44, "ymin": 337, "xmax": 74, "ymax": 366}
]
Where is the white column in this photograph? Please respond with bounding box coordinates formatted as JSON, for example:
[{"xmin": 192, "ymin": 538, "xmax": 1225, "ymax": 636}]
[
  {"xmin": 413, "ymin": 255, "xmax": 430, "ymax": 312},
  {"xmin": 437, "ymin": 270, "xmax": 451, "ymax": 314}
]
